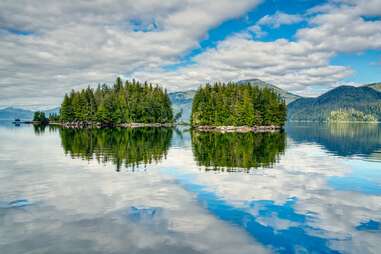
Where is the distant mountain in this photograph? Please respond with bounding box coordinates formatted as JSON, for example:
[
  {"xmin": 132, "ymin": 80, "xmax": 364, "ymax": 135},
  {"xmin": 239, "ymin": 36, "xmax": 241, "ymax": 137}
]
[
  {"xmin": 0, "ymin": 107, "xmax": 60, "ymax": 120},
  {"xmin": 169, "ymin": 90, "xmax": 196, "ymax": 122},
  {"xmin": 44, "ymin": 107, "xmax": 60, "ymax": 116},
  {"xmin": 0, "ymin": 107, "xmax": 34, "ymax": 120},
  {"xmin": 363, "ymin": 82, "xmax": 381, "ymax": 93},
  {"xmin": 237, "ymin": 79, "xmax": 301, "ymax": 104},
  {"xmin": 288, "ymin": 85, "xmax": 381, "ymax": 122},
  {"xmin": 169, "ymin": 79, "xmax": 300, "ymax": 122}
]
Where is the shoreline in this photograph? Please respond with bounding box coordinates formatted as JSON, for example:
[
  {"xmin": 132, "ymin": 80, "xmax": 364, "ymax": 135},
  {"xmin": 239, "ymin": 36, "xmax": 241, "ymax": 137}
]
[
  {"xmin": 194, "ymin": 125, "xmax": 282, "ymax": 133},
  {"xmin": 49, "ymin": 122, "xmax": 175, "ymax": 128},
  {"xmin": 40, "ymin": 122, "xmax": 282, "ymax": 132}
]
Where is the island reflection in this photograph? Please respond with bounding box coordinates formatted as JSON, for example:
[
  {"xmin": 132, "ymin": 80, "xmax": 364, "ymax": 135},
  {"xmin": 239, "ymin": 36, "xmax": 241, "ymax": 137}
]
[
  {"xmin": 286, "ymin": 122, "xmax": 381, "ymax": 159},
  {"xmin": 191, "ymin": 131, "xmax": 286, "ymax": 172},
  {"xmin": 59, "ymin": 127, "xmax": 173, "ymax": 171}
]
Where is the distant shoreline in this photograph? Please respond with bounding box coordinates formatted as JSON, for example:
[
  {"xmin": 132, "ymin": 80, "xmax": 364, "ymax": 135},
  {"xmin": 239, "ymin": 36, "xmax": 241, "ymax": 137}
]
[
  {"xmin": 287, "ymin": 120, "xmax": 381, "ymax": 123},
  {"xmin": 194, "ymin": 125, "xmax": 282, "ymax": 133}
]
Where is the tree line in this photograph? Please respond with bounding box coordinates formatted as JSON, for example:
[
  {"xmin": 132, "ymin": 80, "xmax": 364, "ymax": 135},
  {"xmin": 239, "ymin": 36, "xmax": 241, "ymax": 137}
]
[
  {"xmin": 59, "ymin": 77, "xmax": 173, "ymax": 124},
  {"xmin": 191, "ymin": 82, "xmax": 287, "ymax": 126}
]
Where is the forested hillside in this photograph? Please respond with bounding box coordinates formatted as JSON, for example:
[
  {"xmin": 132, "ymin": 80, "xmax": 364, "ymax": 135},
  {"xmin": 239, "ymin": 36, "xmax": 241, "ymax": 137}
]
[
  {"xmin": 60, "ymin": 78, "xmax": 173, "ymax": 124},
  {"xmin": 191, "ymin": 82, "xmax": 287, "ymax": 127},
  {"xmin": 364, "ymin": 82, "xmax": 381, "ymax": 93},
  {"xmin": 288, "ymin": 86, "xmax": 381, "ymax": 122}
]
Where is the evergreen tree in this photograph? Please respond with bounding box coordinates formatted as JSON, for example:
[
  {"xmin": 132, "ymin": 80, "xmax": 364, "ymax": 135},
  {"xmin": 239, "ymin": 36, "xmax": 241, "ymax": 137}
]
[
  {"xmin": 59, "ymin": 77, "xmax": 174, "ymax": 124},
  {"xmin": 191, "ymin": 82, "xmax": 286, "ymax": 127}
]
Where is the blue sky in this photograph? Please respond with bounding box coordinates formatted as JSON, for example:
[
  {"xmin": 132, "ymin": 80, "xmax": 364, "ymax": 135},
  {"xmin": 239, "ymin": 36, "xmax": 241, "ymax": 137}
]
[{"xmin": 0, "ymin": 0, "xmax": 380, "ymax": 108}]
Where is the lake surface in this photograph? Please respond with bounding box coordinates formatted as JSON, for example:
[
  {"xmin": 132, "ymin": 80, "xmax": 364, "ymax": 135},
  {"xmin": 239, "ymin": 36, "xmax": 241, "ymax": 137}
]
[{"xmin": 1, "ymin": 122, "xmax": 381, "ymax": 254}]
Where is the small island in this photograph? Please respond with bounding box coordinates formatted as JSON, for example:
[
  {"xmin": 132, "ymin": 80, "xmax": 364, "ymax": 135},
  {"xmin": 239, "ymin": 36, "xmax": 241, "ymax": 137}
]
[
  {"xmin": 57, "ymin": 77, "xmax": 173, "ymax": 127},
  {"xmin": 191, "ymin": 82, "xmax": 287, "ymax": 132}
]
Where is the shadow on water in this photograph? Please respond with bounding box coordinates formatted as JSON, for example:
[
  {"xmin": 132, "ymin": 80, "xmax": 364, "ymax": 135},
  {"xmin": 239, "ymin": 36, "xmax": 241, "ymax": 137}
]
[
  {"xmin": 59, "ymin": 127, "xmax": 173, "ymax": 171},
  {"xmin": 191, "ymin": 131, "xmax": 286, "ymax": 172},
  {"xmin": 286, "ymin": 122, "xmax": 381, "ymax": 159}
]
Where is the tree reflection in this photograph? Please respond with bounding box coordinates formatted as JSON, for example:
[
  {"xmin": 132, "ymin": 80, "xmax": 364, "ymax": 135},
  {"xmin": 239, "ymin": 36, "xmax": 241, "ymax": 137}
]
[
  {"xmin": 33, "ymin": 124, "xmax": 59, "ymax": 135},
  {"xmin": 59, "ymin": 128, "xmax": 173, "ymax": 171},
  {"xmin": 286, "ymin": 123, "xmax": 381, "ymax": 158},
  {"xmin": 191, "ymin": 131, "xmax": 286, "ymax": 172}
]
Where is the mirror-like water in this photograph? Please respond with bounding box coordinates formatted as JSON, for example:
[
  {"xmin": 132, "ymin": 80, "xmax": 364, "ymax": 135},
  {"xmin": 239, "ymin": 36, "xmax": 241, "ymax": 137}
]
[{"xmin": 0, "ymin": 121, "xmax": 380, "ymax": 254}]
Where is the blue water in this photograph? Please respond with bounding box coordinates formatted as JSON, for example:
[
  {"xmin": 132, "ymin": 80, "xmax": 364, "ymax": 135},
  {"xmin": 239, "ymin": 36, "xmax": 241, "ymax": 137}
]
[{"xmin": 0, "ymin": 122, "xmax": 380, "ymax": 253}]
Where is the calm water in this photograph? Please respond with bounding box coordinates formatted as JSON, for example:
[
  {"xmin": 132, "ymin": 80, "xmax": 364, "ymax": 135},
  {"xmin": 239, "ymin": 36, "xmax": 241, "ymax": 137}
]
[{"xmin": 1, "ymin": 122, "xmax": 381, "ymax": 254}]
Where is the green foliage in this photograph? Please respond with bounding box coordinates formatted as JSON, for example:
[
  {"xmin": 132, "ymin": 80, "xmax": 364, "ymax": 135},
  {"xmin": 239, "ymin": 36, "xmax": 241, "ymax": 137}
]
[
  {"xmin": 328, "ymin": 108, "xmax": 377, "ymax": 122},
  {"xmin": 60, "ymin": 78, "xmax": 173, "ymax": 124},
  {"xmin": 48, "ymin": 113, "xmax": 60, "ymax": 122},
  {"xmin": 33, "ymin": 111, "xmax": 48, "ymax": 124},
  {"xmin": 288, "ymin": 86, "xmax": 381, "ymax": 122},
  {"xmin": 59, "ymin": 128, "xmax": 173, "ymax": 171},
  {"xmin": 192, "ymin": 131, "xmax": 286, "ymax": 171},
  {"xmin": 191, "ymin": 82, "xmax": 287, "ymax": 126}
]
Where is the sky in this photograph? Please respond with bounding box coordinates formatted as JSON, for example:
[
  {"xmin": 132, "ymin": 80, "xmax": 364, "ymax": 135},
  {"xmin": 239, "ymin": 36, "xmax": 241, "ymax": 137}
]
[{"xmin": 0, "ymin": 0, "xmax": 381, "ymax": 109}]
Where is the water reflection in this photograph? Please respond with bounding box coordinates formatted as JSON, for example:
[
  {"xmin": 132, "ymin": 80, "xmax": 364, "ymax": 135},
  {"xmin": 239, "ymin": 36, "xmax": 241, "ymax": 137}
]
[
  {"xmin": 59, "ymin": 128, "xmax": 173, "ymax": 171},
  {"xmin": 33, "ymin": 124, "xmax": 59, "ymax": 135},
  {"xmin": 2, "ymin": 122, "xmax": 381, "ymax": 254},
  {"xmin": 191, "ymin": 131, "xmax": 286, "ymax": 171},
  {"xmin": 286, "ymin": 122, "xmax": 381, "ymax": 159}
]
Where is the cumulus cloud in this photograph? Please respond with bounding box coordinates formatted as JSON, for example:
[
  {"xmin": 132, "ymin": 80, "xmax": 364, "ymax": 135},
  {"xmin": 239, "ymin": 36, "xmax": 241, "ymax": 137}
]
[
  {"xmin": 0, "ymin": 0, "xmax": 381, "ymax": 108},
  {"xmin": 0, "ymin": 0, "xmax": 260, "ymax": 108},
  {"xmin": 134, "ymin": 36, "xmax": 352, "ymax": 94},
  {"xmin": 136, "ymin": 0, "xmax": 380, "ymax": 96},
  {"xmin": 257, "ymin": 11, "xmax": 303, "ymax": 28},
  {"xmin": 298, "ymin": 0, "xmax": 381, "ymax": 52}
]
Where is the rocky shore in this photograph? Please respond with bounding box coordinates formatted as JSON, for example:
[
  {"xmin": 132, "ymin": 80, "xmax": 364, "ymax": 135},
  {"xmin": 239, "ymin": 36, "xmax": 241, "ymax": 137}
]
[
  {"xmin": 50, "ymin": 121, "xmax": 174, "ymax": 128},
  {"xmin": 194, "ymin": 125, "xmax": 282, "ymax": 133}
]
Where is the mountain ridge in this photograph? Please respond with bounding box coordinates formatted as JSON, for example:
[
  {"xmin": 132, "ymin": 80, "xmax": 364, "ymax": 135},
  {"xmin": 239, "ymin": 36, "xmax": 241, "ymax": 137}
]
[
  {"xmin": 288, "ymin": 85, "xmax": 381, "ymax": 122},
  {"xmin": 0, "ymin": 107, "xmax": 60, "ymax": 120}
]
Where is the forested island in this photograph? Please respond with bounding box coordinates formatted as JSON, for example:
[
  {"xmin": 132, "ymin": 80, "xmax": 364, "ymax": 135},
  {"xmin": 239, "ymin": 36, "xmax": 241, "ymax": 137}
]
[
  {"xmin": 191, "ymin": 82, "xmax": 287, "ymax": 131},
  {"xmin": 59, "ymin": 77, "xmax": 173, "ymax": 127}
]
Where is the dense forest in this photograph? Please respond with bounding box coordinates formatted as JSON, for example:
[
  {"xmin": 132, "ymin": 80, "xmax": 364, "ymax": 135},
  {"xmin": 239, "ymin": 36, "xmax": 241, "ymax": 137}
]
[
  {"xmin": 60, "ymin": 77, "xmax": 173, "ymax": 124},
  {"xmin": 59, "ymin": 127, "xmax": 173, "ymax": 171},
  {"xmin": 191, "ymin": 82, "xmax": 287, "ymax": 127},
  {"xmin": 328, "ymin": 109, "xmax": 377, "ymax": 122},
  {"xmin": 288, "ymin": 86, "xmax": 381, "ymax": 122},
  {"xmin": 192, "ymin": 131, "xmax": 286, "ymax": 171}
]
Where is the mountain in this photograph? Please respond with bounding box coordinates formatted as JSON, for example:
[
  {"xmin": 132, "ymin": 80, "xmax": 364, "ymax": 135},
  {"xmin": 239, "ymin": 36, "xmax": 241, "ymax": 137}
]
[
  {"xmin": 288, "ymin": 85, "xmax": 381, "ymax": 122},
  {"xmin": 0, "ymin": 107, "xmax": 34, "ymax": 120},
  {"xmin": 237, "ymin": 79, "xmax": 301, "ymax": 104},
  {"xmin": 363, "ymin": 82, "xmax": 381, "ymax": 93},
  {"xmin": 169, "ymin": 79, "xmax": 300, "ymax": 122},
  {"xmin": 168, "ymin": 90, "xmax": 196, "ymax": 122},
  {"xmin": 43, "ymin": 107, "xmax": 60, "ymax": 116},
  {"xmin": 0, "ymin": 107, "xmax": 60, "ymax": 120}
]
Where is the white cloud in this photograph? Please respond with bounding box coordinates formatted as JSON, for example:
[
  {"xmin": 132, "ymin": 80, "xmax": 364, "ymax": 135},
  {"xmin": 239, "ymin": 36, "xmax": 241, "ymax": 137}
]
[
  {"xmin": 135, "ymin": 1, "xmax": 381, "ymax": 97},
  {"xmin": 257, "ymin": 11, "xmax": 303, "ymax": 28},
  {"xmin": 0, "ymin": 0, "xmax": 260, "ymax": 108},
  {"xmin": 298, "ymin": 1, "xmax": 381, "ymax": 52},
  {"xmin": 134, "ymin": 36, "xmax": 352, "ymax": 95},
  {"xmin": 0, "ymin": 0, "xmax": 381, "ymax": 108}
]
